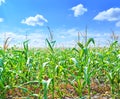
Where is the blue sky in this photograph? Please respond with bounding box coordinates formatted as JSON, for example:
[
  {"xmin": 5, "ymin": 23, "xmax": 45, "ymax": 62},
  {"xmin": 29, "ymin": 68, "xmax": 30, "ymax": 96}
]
[{"xmin": 0, "ymin": 0, "xmax": 120, "ymax": 47}]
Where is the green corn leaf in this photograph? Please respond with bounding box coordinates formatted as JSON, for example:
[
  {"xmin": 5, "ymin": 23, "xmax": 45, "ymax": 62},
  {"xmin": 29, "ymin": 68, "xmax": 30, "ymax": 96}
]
[
  {"xmin": 85, "ymin": 38, "xmax": 95, "ymax": 47},
  {"xmin": 23, "ymin": 40, "xmax": 29, "ymax": 51},
  {"xmin": 0, "ymin": 80, "xmax": 4, "ymax": 89},
  {"xmin": 51, "ymin": 41, "xmax": 56, "ymax": 47},
  {"xmin": 71, "ymin": 58, "xmax": 79, "ymax": 68},
  {"xmin": 17, "ymin": 86, "xmax": 28, "ymax": 93},
  {"xmin": 42, "ymin": 62, "xmax": 49, "ymax": 68},
  {"xmin": 42, "ymin": 78, "xmax": 51, "ymax": 89},
  {"xmin": 0, "ymin": 67, "xmax": 3, "ymax": 75},
  {"xmin": 46, "ymin": 39, "xmax": 54, "ymax": 52},
  {"xmin": 72, "ymin": 48, "xmax": 79, "ymax": 53},
  {"xmin": 84, "ymin": 67, "xmax": 91, "ymax": 85},
  {"xmin": 0, "ymin": 58, "xmax": 4, "ymax": 67},
  {"xmin": 77, "ymin": 42, "xmax": 84, "ymax": 49},
  {"xmin": 42, "ymin": 78, "xmax": 52, "ymax": 99}
]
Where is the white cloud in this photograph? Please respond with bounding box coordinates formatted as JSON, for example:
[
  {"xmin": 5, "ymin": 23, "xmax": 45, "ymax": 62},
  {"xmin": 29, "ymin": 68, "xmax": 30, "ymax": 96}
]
[
  {"xmin": 0, "ymin": 18, "xmax": 3, "ymax": 22},
  {"xmin": 62, "ymin": 28, "xmax": 78, "ymax": 36},
  {"xmin": 116, "ymin": 21, "xmax": 120, "ymax": 27},
  {"xmin": 0, "ymin": 29, "xmax": 119, "ymax": 48},
  {"xmin": 28, "ymin": 33, "xmax": 47, "ymax": 47},
  {"xmin": 0, "ymin": 32, "xmax": 47, "ymax": 48},
  {"xmin": 60, "ymin": 35, "xmax": 65, "ymax": 39},
  {"xmin": 0, "ymin": 0, "xmax": 5, "ymax": 5},
  {"xmin": 71, "ymin": 4, "xmax": 87, "ymax": 17},
  {"xmin": 55, "ymin": 28, "xmax": 119, "ymax": 47},
  {"xmin": 57, "ymin": 40, "xmax": 76, "ymax": 48},
  {"xmin": 56, "ymin": 28, "xmax": 79, "ymax": 37},
  {"xmin": 94, "ymin": 8, "xmax": 120, "ymax": 21},
  {"xmin": 21, "ymin": 14, "xmax": 48, "ymax": 26}
]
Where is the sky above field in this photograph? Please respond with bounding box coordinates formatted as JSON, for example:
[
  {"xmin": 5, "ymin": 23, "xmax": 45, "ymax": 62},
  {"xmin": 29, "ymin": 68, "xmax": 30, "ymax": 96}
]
[{"xmin": 0, "ymin": 0, "xmax": 120, "ymax": 47}]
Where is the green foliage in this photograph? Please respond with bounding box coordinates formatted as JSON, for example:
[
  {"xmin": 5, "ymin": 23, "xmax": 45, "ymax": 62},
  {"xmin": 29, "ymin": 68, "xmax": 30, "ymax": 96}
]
[{"xmin": 0, "ymin": 38, "xmax": 120, "ymax": 98}]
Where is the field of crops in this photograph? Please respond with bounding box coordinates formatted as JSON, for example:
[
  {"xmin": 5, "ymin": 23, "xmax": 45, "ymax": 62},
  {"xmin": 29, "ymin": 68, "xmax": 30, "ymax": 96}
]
[{"xmin": 0, "ymin": 38, "xmax": 120, "ymax": 99}]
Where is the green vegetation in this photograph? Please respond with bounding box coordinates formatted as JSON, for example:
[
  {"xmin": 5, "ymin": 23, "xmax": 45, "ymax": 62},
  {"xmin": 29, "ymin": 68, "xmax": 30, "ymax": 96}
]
[{"xmin": 0, "ymin": 38, "xmax": 120, "ymax": 99}]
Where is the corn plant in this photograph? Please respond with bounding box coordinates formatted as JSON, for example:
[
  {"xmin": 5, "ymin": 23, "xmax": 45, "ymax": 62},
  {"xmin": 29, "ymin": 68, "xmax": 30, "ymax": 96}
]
[
  {"xmin": 0, "ymin": 37, "xmax": 120, "ymax": 98},
  {"xmin": 42, "ymin": 79, "xmax": 51, "ymax": 99}
]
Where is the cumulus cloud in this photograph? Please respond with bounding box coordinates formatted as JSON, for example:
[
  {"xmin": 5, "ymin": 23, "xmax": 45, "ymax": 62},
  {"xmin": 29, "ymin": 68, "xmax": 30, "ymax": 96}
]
[
  {"xmin": 0, "ymin": 29, "xmax": 119, "ymax": 48},
  {"xmin": 55, "ymin": 28, "xmax": 118, "ymax": 47},
  {"xmin": 60, "ymin": 28, "xmax": 78, "ymax": 36},
  {"xmin": 0, "ymin": 32, "xmax": 47, "ymax": 48},
  {"xmin": 94, "ymin": 8, "xmax": 120, "ymax": 21},
  {"xmin": 71, "ymin": 4, "xmax": 87, "ymax": 17},
  {"xmin": 21, "ymin": 14, "xmax": 48, "ymax": 26},
  {"xmin": 0, "ymin": 0, "xmax": 5, "ymax": 5},
  {"xmin": 0, "ymin": 18, "xmax": 3, "ymax": 22}
]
